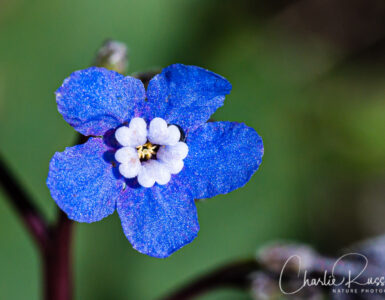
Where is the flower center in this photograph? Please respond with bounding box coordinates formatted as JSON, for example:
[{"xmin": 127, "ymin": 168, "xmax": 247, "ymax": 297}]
[
  {"xmin": 136, "ymin": 142, "xmax": 159, "ymax": 161},
  {"xmin": 114, "ymin": 117, "xmax": 188, "ymax": 188}
]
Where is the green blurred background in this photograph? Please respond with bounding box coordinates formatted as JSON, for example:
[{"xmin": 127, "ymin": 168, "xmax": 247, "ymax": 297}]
[{"xmin": 0, "ymin": 0, "xmax": 384, "ymax": 299}]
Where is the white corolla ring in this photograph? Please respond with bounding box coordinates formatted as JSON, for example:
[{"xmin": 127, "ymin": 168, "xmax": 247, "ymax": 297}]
[{"xmin": 114, "ymin": 117, "xmax": 188, "ymax": 188}]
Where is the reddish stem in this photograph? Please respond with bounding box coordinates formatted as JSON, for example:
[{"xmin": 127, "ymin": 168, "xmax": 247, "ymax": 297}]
[
  {"xmin": 0, "ymin": 154, "xmax": 73, "ymax": 300},
  {"xmin": 161, "ymin": 260, "xmax": 259, "ymax": 300},
  {"xmin": 43, "ymin": 211, "xmax": 73, "ymax": 300},
  {"xmin": 0, "ymin": 154, "xmax": 49, "ymax": 250}
]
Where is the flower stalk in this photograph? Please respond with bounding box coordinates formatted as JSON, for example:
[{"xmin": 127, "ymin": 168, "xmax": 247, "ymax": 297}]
[
  {"xmin": 43, "ymin": 211, "xmax": 73, "ymax": 300},
  {"xmin": 0, "ymin": 154, "xmax": 73, "ymax": 300},
  {"xmin": 161, "ymin": 260, "xmax": 259, "ymax": 300},
  {"xmin": 0, "ymin": 154, "xmax": 49, "ymax": 251}
]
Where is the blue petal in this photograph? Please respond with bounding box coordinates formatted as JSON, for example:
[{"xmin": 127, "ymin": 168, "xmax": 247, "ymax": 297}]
[
  {"xmin": 146, "ymin": 64, "xmax": 232, "ymax": 131},
  {"xmin": 47, "ymin": 138, "xmax": 122, "ymax": 222},
  {"xmin": 117, "ymin": 178, "xmax": 199, "ymax": 258},
  {"xmin": 56, "ymin": 67, "xmax": 146, "ymax": 136},
  {"xmin": 183, "ymin": 122, "xmax": 263, "ymax": 199}
]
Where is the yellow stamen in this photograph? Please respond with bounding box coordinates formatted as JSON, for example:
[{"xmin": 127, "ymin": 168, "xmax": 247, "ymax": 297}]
[{"xmin": 137, "ymin": 142, "xmax": 157, "ymax": 160}]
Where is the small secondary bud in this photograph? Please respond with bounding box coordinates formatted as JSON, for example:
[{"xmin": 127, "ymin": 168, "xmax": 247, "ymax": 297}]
[
  {"xmin": 94, "ymin": 40, "xmax": 128, "ymax": 74},
  {"xmin": 257, "ymin": 242, "xmax": 318, "ymax": 273},
  {"xmin": 251, "ymin": 271, "xmax": 323, "ymax": 300}
]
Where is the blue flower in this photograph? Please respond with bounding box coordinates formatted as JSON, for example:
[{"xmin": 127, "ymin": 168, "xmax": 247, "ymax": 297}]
[{"xmin": 47, "ymin": 64, "xmax": 264, "ymax": 258}]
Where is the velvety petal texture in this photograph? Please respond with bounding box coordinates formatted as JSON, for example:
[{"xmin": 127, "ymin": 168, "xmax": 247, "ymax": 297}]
[
  {"xmin": 183, "ymin": 122, "xmax": 263, "ymax": 199},
  {"xmin": 48, "ymin": 63, "xmax": 264, "ymax": 258},
  {"xmin": 56, "ymin": 67, "xmax": 146, "ymax": 136},
  {"xmin": 146, "ymin": 64, "xmax": 232, "ymax": 131},
  {"xmin": 47, "ymin": 138, "xmax": 122, "ymax": 222},
  {"xmin": 117, "ymin": 179, "xmax": 199, "ymax": 258}
]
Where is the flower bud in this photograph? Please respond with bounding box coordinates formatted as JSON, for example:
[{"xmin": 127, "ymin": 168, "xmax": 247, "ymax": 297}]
[
  {"xmin": 251, "ymin": 271, "xmax": 323, "ymax": 300},
  {"xmin": 94, "ymin": 40, "xmax": 128, "ymax": 74},
  {"xmin": 257, "ymin": 242, "xmax": 318, "ymax": 273}
]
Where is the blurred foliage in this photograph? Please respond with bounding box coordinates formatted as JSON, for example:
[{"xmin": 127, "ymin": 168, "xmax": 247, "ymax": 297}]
[{"xmin": 0, "ymin": 0, "xmax": 384, "ymax": 299}]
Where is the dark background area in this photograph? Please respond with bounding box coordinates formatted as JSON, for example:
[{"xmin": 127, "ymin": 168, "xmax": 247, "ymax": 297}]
[{"xmin": 0, "ymin": 0, "xmax": 384, "ymax": 299}]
